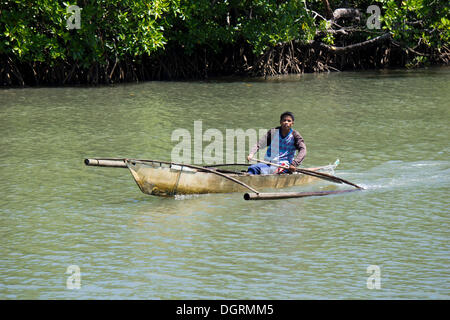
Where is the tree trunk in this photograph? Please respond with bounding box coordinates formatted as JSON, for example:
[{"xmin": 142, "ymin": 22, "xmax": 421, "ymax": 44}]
[{"xmin": 322, "ymin": 0, "xmax": 333, "ymax": 19}]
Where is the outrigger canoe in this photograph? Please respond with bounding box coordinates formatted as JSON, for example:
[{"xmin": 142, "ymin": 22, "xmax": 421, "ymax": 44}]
[{"xmin": 84, "ymin": 158, "xmax": 358, "ymax": 200}]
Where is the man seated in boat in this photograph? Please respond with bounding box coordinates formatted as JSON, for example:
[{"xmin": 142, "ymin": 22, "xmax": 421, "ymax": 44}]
[{"xmin": 246, "ymin": 111, "xmax": 306, "ymax": 174}]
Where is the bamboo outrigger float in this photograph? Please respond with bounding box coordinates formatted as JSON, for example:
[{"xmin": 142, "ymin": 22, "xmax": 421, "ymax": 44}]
[{"xmin": 84, "ymin": 157, "xmax": 364, "ymax": 200}]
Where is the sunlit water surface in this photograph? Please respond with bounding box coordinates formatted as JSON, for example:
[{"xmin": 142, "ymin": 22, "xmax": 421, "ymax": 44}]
[{"xmin": 0, "ymin": 67, "xmax": 449, "ymax": 299}]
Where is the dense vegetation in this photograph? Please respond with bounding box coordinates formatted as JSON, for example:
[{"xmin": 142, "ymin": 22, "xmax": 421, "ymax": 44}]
[{"xmin": 1, "ymin": 0, "xmax": 448, "ymax": 86}]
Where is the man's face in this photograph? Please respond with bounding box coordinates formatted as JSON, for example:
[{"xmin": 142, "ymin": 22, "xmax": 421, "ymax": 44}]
[{"xmin": 280, "ymin": 115, "xmax": 294, "ymax": 130}]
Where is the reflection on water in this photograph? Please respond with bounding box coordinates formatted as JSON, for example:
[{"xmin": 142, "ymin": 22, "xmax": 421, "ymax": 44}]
[{"xmin": 0, "ymin": 67, "xmax": 449, "ymax": 299}]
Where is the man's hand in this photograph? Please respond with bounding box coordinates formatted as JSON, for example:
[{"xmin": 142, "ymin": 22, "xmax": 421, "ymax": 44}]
[
  {"xmin": 288, "ymin": 164, "xmax": 296, "ymax": 173},
  {"xmin": 247, "ymin": 154, "xmax": 254, "ymax": 162}
]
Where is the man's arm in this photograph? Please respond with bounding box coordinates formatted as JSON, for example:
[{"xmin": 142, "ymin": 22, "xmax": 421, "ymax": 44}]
[
  {"xmin": 247, "ymin": 128, "xmax": 273, "ymax": 161},
  {"xmin": 291, "ymin": 130, "xmax": 307, "ymax": 167}
]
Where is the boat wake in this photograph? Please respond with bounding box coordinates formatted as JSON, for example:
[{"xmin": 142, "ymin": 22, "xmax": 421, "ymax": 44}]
[
  {"xmin": 352, "ymin": 160, "xmax": 450, "ymax": 191},
  {"xmin": 174, "ymin": 194, "xmax": 202, "ymax": 200}
]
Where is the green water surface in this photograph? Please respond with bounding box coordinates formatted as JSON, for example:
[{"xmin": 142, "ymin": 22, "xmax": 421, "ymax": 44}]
[{"xmin": 1, "ymin": 67, "xmax": 449, "ymax": 299}]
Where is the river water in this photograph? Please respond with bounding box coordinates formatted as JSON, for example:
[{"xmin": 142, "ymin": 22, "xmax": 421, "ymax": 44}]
[{"xmin": 0, "ymin": 67, "xmax": 449, "ymax": 299}]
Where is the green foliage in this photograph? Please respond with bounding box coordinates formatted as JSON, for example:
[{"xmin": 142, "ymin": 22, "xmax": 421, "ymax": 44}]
[
  {"xmin": 0, "ymin": 0, "xmax": 180, "ymax": 66},
  {"xmin": 0, "ymin": 0, "xmax": 448, "ymax": 70},
  {"xmin": 168, "ymin": 0, "xmax": 315, "ymax": 55},
  {"xmin": 405, "ymin": 55, "xmax": 429, "ymax": 68},
  {"xmin": 166, "ymin": 0, "xmax": 235, "ymax": 53},
  {"xmin": 237, "ymin": 0, "xmax": 315, "ymax": 54},
  {"xmin": 379, "ymin": 0, "xmax": 449, "ymax": 48}
]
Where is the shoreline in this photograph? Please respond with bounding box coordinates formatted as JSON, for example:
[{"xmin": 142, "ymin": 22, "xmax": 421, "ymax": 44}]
[
  {"xmin": 2, "ymin": 39, "xmax": 448, "ymax": 88},
  {"xmin": 1, "ymin": 64, "xmax": 448, "ymax": 90}
]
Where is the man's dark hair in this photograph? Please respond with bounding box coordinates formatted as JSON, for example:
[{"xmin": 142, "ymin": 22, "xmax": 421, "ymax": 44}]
[{"xmin": 280, "ymin": 111, "xmax": 294, "ymax": 122}]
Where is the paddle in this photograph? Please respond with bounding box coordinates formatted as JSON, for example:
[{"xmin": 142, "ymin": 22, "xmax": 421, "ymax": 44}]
[{"xmin": 249, "ymin": 157, "xmax": 363, "ymax": 190}]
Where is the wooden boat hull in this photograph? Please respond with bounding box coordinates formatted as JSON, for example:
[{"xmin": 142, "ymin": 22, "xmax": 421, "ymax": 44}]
[{"xmin": 125, "ymin": 160, "xmax": 338, "ymax": 197}]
